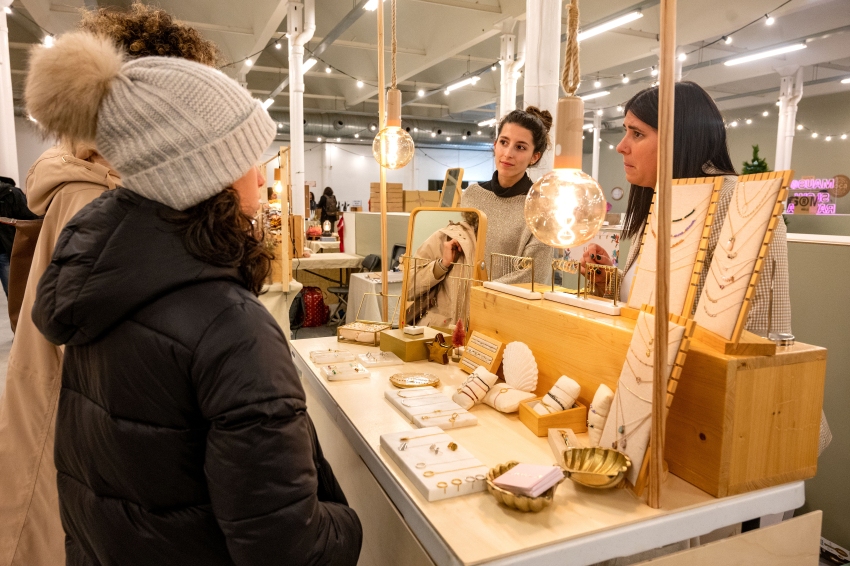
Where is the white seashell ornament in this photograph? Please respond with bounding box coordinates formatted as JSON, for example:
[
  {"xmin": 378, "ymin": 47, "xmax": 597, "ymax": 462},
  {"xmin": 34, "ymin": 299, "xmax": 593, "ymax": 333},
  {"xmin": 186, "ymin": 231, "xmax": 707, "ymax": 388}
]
[{"xmin": 502, "ymin": 342, "xmax": 538, "ymax": 393}]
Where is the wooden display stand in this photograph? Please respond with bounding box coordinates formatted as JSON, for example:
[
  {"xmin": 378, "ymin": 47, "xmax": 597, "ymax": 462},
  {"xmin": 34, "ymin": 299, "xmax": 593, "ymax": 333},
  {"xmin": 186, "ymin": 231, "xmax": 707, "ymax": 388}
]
[
  {"xmin": 469, "ymin": 285, "xmax": 825, "ymax": 498},
  {"xmin": 289, "ymin": 215, "xmax": 304, "ymax": 259}
]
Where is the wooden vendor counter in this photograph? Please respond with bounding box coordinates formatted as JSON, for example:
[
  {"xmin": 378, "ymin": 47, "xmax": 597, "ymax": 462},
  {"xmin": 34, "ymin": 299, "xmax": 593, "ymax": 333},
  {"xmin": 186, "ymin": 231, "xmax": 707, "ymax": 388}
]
[{"xmin": 290, "ymin": 332, "xmax": 820, "ymax": 565}]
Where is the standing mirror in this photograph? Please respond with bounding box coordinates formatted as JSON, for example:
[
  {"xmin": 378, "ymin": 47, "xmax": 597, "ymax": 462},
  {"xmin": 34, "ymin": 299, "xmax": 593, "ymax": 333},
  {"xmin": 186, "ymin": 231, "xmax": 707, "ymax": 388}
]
[
  {"xmin": 440, "ymin": 168, "xmax": 464, "ymax": 208},
  {"xmin": 400, "ymin": 207, "xmax": 487, "ymax": 335}
]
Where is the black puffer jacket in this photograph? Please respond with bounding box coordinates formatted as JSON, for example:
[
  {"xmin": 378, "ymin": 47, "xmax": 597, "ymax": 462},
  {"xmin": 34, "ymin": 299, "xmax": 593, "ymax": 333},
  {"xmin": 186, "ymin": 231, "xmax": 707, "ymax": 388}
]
[{"xmin": 32, "ymin": 188, "xmax": 362, "ymax": 566}]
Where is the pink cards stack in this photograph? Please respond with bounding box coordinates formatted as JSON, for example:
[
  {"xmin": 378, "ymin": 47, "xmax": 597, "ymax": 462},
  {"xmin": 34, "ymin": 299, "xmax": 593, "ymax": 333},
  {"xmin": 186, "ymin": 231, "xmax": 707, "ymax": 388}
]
[{"xmin": 491, "ymin": 464, "xmax": 564, "ymax": 498}]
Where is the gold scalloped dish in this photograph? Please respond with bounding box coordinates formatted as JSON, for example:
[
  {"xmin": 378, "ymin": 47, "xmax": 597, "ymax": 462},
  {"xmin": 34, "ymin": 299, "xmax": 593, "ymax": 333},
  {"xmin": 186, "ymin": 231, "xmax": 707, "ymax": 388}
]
[
  {"xmin": 486, "ymin": 461, "xmax": 565, "ymax": 513},
  {"xmin": 562, "ymin": 447, "xmax": 631, "ymax": 489},
  {"xmin": 389, "ymin": 373, "xmax": 440, "ymax": 389}
]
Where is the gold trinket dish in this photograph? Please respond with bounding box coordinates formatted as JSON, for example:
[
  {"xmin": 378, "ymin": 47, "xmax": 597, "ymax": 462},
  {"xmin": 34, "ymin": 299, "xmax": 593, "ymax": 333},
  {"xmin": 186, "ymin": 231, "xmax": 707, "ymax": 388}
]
[
  {"xmin": 486, "ymin": 461, "xmax": 564, "ymax": 513},
  {"xmin": 562, "ymin": 447, "xmax": 631, "ymax": 489},
  {"xmin": 389, "ymin": 372, "xmax": 441, "ymax": 389}
]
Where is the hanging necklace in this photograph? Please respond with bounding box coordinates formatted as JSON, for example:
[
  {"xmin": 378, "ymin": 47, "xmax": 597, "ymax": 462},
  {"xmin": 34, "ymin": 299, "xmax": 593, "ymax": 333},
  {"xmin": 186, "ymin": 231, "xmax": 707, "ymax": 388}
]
[
  {"xmin": 708, "ymin": 260, "xmax": 755, "ymax": 290},
  {"xmin": 611, "ymin": 391, "xmax": 652, "ymax": 450},
  {"xmin": 635, "ymin": 315, "xmax": 654, "ymax": 357},
  {"xmin": 723, "ymin": 212, "xmax": 772, "ymax": 257},
  {"xmin": 650, "ymin": 218, "xmax": 698, "ymax": 247},
  {"xmin": 734, "ymin": 181, "xmax": 777, "ymax": 219},
  {"xmin": 701, "ymin": 300, "xmax": 742, "ymax": 318},
  {"xmin": 712, "ymin": 257, "xmax": 757, "ymax": 287},
  {"xmin": 672, "ymin": 208, "xmax": 696, "ymax": 222},
  {"xmin": 625, "ymin": 353, "xmax": 651, "ymax": 384}
]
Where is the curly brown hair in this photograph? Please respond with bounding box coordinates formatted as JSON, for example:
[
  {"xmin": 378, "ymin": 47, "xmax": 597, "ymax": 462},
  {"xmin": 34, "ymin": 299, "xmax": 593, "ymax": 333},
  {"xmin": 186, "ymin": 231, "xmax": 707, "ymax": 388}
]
[
  {"xmin": 78, "ymin": 3, "xmax": 221, "ymax": 66},
  {"xmin": 170, "ymin": 187, "xmax": 272, "ymax": 296}
]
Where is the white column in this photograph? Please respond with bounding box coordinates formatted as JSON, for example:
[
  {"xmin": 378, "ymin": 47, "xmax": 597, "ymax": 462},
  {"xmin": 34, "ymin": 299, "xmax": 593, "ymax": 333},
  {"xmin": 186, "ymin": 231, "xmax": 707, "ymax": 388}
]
[
  {"xmin": 0, "ymin": 1, "xmax": 19, "ymax": 184},
  {"xmin": 287, "ymin": 0, "xmax": 315, "ymax": 218},
  {"xmin": 775, "ymin": 68, "xmax": 803, "ymax": 171},
  {"xmin": 523, "ymin": 0, "xmax": 561, "ymax": 177},
  {"xmin": 499, "ymin": 21, "xmax": 525, "ymax": 118},
  {"xmin": 591, "ymin": 113, "xmax": 602, "ymax": 180}
]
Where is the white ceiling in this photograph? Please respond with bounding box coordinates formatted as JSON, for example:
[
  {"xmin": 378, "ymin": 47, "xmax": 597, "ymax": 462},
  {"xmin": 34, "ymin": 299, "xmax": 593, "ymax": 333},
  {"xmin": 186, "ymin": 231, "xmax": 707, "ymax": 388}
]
[{"xmin": 7, "ymin": 0, "xmax": 850, "ymax": 138}]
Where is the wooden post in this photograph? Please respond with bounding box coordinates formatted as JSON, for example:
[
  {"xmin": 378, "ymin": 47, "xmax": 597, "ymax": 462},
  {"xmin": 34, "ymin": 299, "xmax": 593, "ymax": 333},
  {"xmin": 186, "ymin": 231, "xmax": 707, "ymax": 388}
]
[
  {"xmin": 376, "ymin": 0, "xmax": 389, "ymax": 320},
  {"xmin": 650, "ymin": 0, "xmax": 677, "ymax": 509}
]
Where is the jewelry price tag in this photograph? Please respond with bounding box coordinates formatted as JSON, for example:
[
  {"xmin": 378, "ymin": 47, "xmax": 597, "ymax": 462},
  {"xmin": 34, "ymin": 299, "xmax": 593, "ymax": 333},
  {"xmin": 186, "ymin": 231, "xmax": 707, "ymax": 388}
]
[{"xmin": 459, "ymin": 331, "xmax": 505, "ymax": 374}]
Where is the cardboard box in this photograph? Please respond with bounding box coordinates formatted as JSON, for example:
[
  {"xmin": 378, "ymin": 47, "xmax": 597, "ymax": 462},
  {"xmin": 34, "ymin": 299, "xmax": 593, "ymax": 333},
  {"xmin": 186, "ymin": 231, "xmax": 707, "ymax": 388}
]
[
  {"xmin": 518, "ymin": 398, "xmax": 588, "ymax": 437},
  {"xmin": 403, "ymin": 190, "xmax": 442, "ymax": 211},
  {"xmin": 370, "ymin": 183, "xmax": 404, "ymax": 212}
]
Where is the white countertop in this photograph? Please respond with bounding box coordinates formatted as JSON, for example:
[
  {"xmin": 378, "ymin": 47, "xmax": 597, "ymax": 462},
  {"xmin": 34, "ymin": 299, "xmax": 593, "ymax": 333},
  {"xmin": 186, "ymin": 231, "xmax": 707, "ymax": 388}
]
[{"xmin": 291, "ymin": 336, "xmax": 804, "ymax": 566}]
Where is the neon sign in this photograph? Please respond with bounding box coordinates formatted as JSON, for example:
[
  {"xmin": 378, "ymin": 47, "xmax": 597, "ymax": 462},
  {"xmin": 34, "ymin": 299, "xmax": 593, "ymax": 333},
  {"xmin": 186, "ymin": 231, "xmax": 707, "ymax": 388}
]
[
  {"xmin": 790, "ymin": 178, "xmax": 834, "ymax": 190},
  {"xmin": 786, "ymin": 191, "xmax": 836, "ymax": 215}
]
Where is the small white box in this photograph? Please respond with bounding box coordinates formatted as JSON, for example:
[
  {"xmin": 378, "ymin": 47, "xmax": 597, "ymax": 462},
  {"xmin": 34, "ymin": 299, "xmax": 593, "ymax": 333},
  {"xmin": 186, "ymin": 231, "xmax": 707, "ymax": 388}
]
[{"xmin": 320, "ymin": 362, "xmax": 371, "ymax": 381}]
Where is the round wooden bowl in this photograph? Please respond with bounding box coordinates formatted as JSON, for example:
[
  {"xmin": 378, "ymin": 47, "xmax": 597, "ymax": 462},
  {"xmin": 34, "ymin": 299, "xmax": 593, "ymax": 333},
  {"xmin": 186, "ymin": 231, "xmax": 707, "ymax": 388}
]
[{"xmin": 486, "ymin": 461, "xmax": 564, "ymax": 513}]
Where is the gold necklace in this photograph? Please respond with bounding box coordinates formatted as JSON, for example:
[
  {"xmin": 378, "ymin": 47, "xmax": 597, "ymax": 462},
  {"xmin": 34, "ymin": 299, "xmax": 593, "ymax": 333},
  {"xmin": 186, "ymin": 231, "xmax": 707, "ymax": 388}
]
[
  {"xmin": 649, "ymin": 218, "xmax": 698, "ymax": 247},
  {"xmin": 398, "ymin": 431, "xmax": 447, "ymax": 442},
  {"xmin": 708, "ymin": 264, "xmax": 751, "ymax": 292},
  {"xmin": 401, "ymin": 398, "xmax": 451, "ymax": 407},
  {"xmin": 423, "ymin": 460, "xmax": 485, "ymax": 478},
  {"xmin": 621, "ymin": 379, "xmax": 653, "ymax": 403},
  {"xmin": 396, "ymin": 390, "xmax": 440, "ymax": 399},
  {"xmin": 702, "ymin": 301, "xmax": 742, "ymax": 318},
  {"xmin": 610, "ymin": 391, "xmax": 651, "ymax": 450},
  {"xmin": 635, "ymin": 315, "xmax": 654, "ymax": 357},
  {"xmin": 711, "ymin": 257, "xmax": 757, "ymax": 288},
  {"xmin": 734, "ymin": 181, "xmax": 777, "ymax": 219},
  {"xmin": 723, "ymin": 214, "xmax": 771, "ymax": 257},
  {"xmin": 625, "ymin": 353, "xmax": 650, "ymax": 384}
]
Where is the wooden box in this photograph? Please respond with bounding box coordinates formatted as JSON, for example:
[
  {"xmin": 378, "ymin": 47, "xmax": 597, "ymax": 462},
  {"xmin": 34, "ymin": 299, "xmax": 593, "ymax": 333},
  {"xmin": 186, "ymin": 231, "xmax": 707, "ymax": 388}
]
[
  {"xmin": 370, "ymin": 183, "xmax": 404, "ymax": 212},
  {"xmin": 469, "ymin": 286, "xmax": 826, "ymax": 497},
  {"xmin": 288, "ymin": 215, "xmax": 304, "ymax": 258},
  {"xmin": 379, "ymin": 327, "xmax": 440, "ymax": 362},
  {"xmin": 518, "ymin": 398, "xmax": 588, "ymax": 437}
]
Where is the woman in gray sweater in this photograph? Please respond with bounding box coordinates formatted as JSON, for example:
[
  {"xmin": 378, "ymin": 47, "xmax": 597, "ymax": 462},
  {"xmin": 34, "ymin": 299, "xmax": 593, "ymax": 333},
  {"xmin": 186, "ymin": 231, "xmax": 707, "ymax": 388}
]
[{"xmin": 462, "ymin": 106, "xmax": 553, "ymax": 285}]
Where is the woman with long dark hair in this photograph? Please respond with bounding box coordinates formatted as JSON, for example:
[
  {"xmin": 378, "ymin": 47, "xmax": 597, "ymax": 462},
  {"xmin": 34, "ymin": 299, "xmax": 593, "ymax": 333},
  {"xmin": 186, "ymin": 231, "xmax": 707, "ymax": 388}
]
[
  {"xmin": 584, "ymin": 81, "xmax": 789, "ymax": 337},
  {"xmin": 25, "ymin": 32, "xmax": 361, "ymax": 566},
  {"xmin": 462, "ymin": 106, "xmax": 553, "ymax": 284}
]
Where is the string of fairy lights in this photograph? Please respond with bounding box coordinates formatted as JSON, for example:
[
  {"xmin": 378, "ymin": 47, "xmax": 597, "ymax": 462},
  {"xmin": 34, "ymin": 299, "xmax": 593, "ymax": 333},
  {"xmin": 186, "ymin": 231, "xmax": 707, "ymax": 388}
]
[{"xmin": 10, "ymin": 0, "xmax": 848, "ymax": 146}]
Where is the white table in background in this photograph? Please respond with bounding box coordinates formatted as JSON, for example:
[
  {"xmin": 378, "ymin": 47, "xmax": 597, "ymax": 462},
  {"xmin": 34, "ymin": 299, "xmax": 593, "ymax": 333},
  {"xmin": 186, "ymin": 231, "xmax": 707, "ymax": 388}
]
[
  {"xmin": 307, "ymin": 240, "xmax": 340, "ymax": 254},
  {"xmin": 345, "ymin": 271, "xmax": 404, "ymax": 323}
]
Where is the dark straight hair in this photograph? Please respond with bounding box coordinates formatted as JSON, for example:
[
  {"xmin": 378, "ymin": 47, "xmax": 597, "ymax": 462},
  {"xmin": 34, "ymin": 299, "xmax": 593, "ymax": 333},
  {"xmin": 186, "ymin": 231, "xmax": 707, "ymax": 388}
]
[{"xmin": 621, "ymin": 81, "xmax": 736, "ymax": 239}]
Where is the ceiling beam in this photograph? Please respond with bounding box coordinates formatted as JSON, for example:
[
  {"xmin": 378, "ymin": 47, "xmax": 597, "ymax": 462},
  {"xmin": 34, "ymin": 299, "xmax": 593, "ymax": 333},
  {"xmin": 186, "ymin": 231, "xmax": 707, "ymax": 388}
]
[
  {"xmin": 408, "ymin": 0, "xmax": 501, "ymax": 14},
  {"xmin": 238, "ymin": 0, "xmax": 290, "ymax": 78}
]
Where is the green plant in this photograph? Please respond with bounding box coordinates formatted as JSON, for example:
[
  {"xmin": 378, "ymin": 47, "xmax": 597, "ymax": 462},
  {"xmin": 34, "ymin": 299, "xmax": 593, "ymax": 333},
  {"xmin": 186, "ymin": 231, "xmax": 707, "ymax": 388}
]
[{"xmin": 742, "ymin": 144, "xmax": 771, "ymax": 174}]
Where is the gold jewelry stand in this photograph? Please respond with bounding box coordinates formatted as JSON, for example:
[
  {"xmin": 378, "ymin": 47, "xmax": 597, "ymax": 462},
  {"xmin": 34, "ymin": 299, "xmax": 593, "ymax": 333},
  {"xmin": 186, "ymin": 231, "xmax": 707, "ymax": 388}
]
[{"xmin": 483, "ymin": 253, "xmax": 543, "ymax": 300}]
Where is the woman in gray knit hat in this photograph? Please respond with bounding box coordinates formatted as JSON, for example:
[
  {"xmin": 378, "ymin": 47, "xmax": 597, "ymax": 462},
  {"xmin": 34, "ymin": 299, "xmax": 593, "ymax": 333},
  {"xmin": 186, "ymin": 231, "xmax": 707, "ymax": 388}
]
[{"xmin": 25, "ymin": 32, "xmax": 362, "ymax": 566}]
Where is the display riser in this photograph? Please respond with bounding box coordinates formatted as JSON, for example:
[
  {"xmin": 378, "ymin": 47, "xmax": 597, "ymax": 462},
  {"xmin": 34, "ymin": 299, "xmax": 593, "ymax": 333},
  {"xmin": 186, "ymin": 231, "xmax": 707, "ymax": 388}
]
[{"xmin": 468, "ymin": 286, "xmax": 825, "ymax": 498}]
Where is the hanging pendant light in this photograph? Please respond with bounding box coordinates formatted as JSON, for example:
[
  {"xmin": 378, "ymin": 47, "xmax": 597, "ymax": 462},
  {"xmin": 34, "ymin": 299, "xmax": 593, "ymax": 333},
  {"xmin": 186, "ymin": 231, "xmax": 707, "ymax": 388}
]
[
  {"xmin": 373, "ymin": 0, "xmax": 414, "ymax": 169},
  {"xmin": 524, "ymin": 0, "xmax": 606, "ymax": 248}
]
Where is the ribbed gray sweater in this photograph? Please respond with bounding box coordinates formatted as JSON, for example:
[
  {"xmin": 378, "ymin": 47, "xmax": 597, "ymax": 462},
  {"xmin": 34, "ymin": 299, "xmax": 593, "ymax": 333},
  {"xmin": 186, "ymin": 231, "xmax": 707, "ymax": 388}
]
[{"xmin": 462, "ymin": 184, "xmax": 552, "ymax": 285}]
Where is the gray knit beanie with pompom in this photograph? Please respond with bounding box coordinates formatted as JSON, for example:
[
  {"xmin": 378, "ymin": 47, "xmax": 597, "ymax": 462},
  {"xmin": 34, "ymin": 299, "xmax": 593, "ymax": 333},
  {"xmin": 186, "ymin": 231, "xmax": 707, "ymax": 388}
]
[{"xmin": 24, "ymin": 32, "xmax": 275, "ymax": 211}]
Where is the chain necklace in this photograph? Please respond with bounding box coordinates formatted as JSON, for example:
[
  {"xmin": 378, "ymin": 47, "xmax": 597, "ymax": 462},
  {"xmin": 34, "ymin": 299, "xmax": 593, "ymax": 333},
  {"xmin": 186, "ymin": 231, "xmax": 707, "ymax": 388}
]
[
  {"xmin": 711, "ymin": 257, "xmax": 757, "ymax": 288},
  {"xmin": 401, "ymin": 398, "xmax": 451, "ymax": 408},
  {"xmin": 735, "ymin": 181, "xmax": 777, "ymax": 219},
  {"xmin": 723, "ymin": 212, "xmax": 772, "ymax": 257},
  {"xmin": 635, "ymin": 314, "xmax": 654, "ymax": 357},
  {"xmin": 625, "ymin": 353, "xmax": 651, "ymax": 384},
  {"xmin": 672, "ymin": 208, "xmax": 696, "ymax": 222},
  {"xmin": 610, "ymin": 389, "xmax": 652, "ymax": 450},
  {"xmin": 650, "ymin": 218, "xmax": 698, "ymax": 247},
  {"xmin": 708, "ymin": 261, "xmax": 754, "ymax": 291},
  {"xmin": 702, "ymin": 300, "xmax": 742, "ymax": 318}
]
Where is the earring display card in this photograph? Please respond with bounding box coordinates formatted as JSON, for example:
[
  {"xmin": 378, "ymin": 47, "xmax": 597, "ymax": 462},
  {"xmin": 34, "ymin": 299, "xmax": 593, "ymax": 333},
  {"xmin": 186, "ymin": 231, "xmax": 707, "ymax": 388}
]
[
  {"xmin": 309, "ymin": 350, "xmax": 356, "ymax": 364},
  {"xmin": 628, "ymin": 179, "xmax": 720, "ymax": 316},
  {"xmin": 320, "ymin": 362, "xmax": 371, "ymax": 381},
  {"xmin": 384, "ymin": 387, "xmax": 478, "ymax": 428},
  {"xmin": 694, "ymin": 175, "xmax": 786, "ymax": 341},
  {"xmin": 458, "ymin": 331, "xmax": 505, "ymax": 375},
  {"xmin": 358, "ymin": 351, "xmax": 404, "ymax": 367},
  {"xmin": 380, "ymin": 427, "xmax": 489, "ymax": 502},
  {"xmin": 599, "ymin": 310, "xmax": 688, "ymax": 487}
]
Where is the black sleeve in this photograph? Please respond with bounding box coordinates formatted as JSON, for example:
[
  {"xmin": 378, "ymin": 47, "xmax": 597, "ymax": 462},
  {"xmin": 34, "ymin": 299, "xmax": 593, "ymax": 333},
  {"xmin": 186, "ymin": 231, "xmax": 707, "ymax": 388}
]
[
  {"xmin": 10, "ymin": 187, "xmax": 38, "ymax": 220},
  {"xmin": 318, "ymin": 196, "xmax": 327, "ymax": 209},
  {"xmin": 192, "ymin": 299, "xmax": 362, "ymax": 566}
]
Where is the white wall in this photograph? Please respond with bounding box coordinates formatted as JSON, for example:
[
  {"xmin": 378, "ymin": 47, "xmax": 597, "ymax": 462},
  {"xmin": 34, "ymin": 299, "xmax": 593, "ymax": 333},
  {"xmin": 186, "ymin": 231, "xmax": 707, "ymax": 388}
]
[
  {"xmin": 300, "ymin": 143, "xmax": 494, "ymax": 209},
  {"xmin": 14, "ymin": 116, "xmax": 55, "ymax": 188}
]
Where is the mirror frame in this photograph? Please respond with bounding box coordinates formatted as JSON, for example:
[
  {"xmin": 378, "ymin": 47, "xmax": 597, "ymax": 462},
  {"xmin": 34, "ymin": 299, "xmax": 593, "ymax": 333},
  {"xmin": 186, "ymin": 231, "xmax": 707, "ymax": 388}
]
[
  {"xmin": 440, "ymin": 168, "xmax": 464, "ymax": 208},
  {"xmin": 398, "ymin": 206, "xmax": 488, "ymax": 331}
]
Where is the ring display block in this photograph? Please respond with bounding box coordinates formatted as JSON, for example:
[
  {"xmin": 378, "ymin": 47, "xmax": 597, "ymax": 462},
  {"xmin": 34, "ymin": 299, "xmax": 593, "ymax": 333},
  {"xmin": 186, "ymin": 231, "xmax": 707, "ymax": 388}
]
[
  {"xmin": 469, "ymin": 285, "xmax": 825, "ymax": 497},
  {"xmin": 380, "ymin": 428, "xmax": 489, "ymax": 501},
  {"xmin": 518, "ymin": 398, "xmax": 588, "ymax": 437}
]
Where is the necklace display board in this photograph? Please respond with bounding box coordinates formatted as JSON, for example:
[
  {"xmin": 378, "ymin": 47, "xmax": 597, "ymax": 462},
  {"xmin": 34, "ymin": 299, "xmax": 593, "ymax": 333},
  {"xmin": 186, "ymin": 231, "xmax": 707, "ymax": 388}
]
[
  {"xmin": 599, "ymin": 308, "xmax": 694, "ymax": 488},
  {"xmin": 694, "ymin": 172, "xmax": 791, "ymax": 342},
  {"xmin": 627, "ymin": 178, "xmax": 722, "ymax": 317},
  {"xmin": 384, "ymin": 387, "xmax": 478, "ymax": 429}
]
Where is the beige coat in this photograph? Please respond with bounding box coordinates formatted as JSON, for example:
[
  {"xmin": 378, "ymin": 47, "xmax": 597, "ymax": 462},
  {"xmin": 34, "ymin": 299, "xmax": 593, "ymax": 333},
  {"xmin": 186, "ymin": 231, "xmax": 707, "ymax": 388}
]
[
  {"xmin": 0, "ymin": 147, "xmax": 118, "ymax": 566},
  {"xmin": 406, "ymin": 221, "xmax": 477, "ymax": 329}
]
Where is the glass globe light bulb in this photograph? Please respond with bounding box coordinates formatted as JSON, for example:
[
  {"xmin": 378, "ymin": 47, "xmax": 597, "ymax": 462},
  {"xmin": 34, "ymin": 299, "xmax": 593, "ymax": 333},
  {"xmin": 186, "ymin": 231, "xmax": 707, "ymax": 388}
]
[
  {"xmin": 372, "ymin": 125, "xmax": 415, "ymax": 169},
  {"xmin": 524, "ymin": 168, "xmax": 607, "ymax": 248}
]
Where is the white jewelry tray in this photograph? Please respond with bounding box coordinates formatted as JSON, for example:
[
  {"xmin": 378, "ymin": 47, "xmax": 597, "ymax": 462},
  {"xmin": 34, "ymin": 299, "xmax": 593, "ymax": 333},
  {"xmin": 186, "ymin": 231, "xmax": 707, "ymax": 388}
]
[
  {"xmin": 484, "ymin": 281, "xmax": 543, "ymax": 300},
  {"xmin": 380, "ymin": 427, "xmax": 489, "ymax": 501},
  {"xmin": 359, "ymin": 351, "xmax": 404, "ymax": 367},
  {"xmin": 384, "ymin": 388, "xmax": 478, "ymax": 429},
  {"xmin": 309, "ymin": 349, "xmax": 356, "ymax": 364},
  {"xmin": 320, "ymin": 362, "xmax": 371, "ymax": 381},
  {"xmin": 543, "ymin": 290, "xmax": 621, "ymax": 315}
]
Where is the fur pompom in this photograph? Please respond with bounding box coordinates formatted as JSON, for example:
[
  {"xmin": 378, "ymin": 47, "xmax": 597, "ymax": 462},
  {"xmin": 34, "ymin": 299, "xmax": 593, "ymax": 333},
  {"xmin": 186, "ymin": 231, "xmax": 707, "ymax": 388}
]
[{"xmin": 25, "ymin": 32, "xmax": 123, "ymax": 143}]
